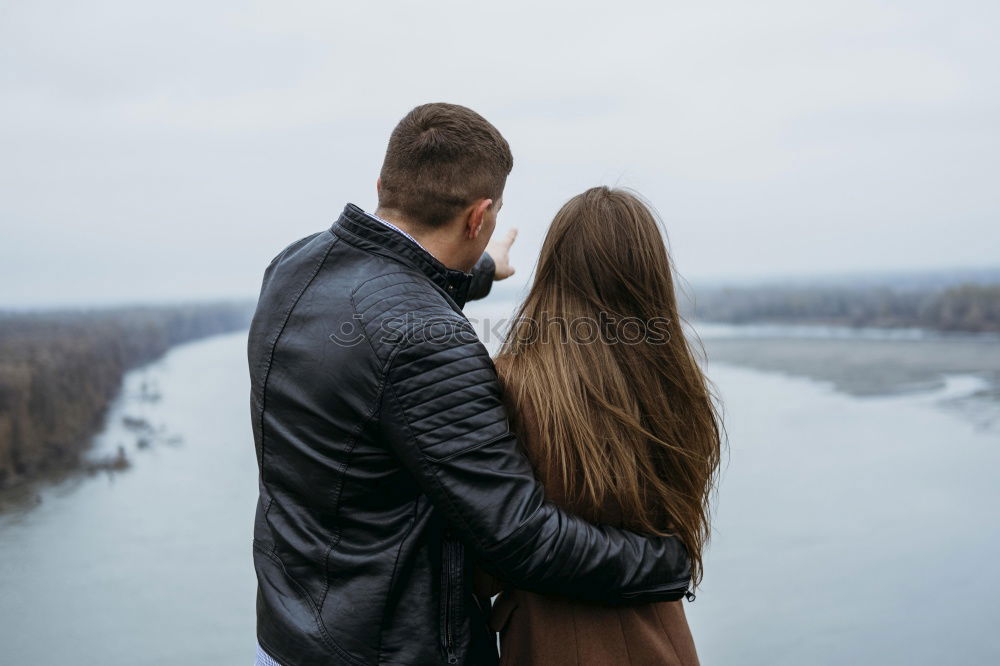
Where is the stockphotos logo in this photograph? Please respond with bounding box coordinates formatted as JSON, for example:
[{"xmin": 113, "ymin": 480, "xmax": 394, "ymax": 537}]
[{"xmin": 329, "ymin": 313, "xmax": 672, "ymax": 347}]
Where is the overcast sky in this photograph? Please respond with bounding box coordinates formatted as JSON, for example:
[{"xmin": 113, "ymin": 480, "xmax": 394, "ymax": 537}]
[{"xmin": 2, "ymin": 1, "xmax": 998, "ymax": 307}]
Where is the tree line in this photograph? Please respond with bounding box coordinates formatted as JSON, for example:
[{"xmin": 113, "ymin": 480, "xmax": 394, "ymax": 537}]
[
  {"xmin": 685, "ymin": 283, "xmax": 1000, "ymax": 333},
  {"xmin": 0, "ymin": 303, "xmax": 252, "ymax": 489}
]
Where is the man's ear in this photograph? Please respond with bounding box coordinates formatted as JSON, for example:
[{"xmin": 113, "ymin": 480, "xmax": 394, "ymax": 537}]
[
  {"xmin": 376, "ymin": 177, "xmax": 382, "ymax": 196},
  {"xmin": 466, "ymin": 198, "xmax": 493, "ymax": 240}
]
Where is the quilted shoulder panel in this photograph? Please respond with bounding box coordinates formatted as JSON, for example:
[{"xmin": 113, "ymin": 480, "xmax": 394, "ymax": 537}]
[
  {"xmin": 385, "ymin": 315, "xmax": 509, "ymax": 462},
  {"xmin": 351, "ymin": 270, "xmax": 458, "ymax": 366}
]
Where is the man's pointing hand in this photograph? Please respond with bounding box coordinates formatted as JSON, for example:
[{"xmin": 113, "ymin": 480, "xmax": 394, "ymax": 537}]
[{"xmin": 487, "ymin": 228, "xmax": 518, "ymax": 281}]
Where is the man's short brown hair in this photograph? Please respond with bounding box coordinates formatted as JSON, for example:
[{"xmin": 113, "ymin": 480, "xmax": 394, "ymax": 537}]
[{"xmin": 378, "ymin": 103, "xmax": 513, "ymax": 228}]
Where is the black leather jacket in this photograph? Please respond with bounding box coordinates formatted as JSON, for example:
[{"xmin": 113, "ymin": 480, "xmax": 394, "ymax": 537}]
[{"xmin": 248, "ymin": 204, "xmax": 691, "ymax": 666}]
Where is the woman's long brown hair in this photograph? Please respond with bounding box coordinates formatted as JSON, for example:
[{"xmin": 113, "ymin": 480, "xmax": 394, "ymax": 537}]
[{"xmin": 495, "ymin": 186, "xmax": 723, "ymax": 585}]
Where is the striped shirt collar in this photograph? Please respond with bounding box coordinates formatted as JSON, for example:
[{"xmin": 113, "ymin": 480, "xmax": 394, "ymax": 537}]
[{"xmin": 363, "ymin": 209, "xmax": 427, "ymax": 252}]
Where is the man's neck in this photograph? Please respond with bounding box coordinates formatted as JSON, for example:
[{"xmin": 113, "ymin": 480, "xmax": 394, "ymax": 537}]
[{"xmin": 373, "ymin": 207, "xmax": 474, "ymax": 272}]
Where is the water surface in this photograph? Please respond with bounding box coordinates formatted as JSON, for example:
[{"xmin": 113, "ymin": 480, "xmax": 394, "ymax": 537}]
[{"xmin": 1, "ymin": 328, "xmax": 997, "ymax": 664}]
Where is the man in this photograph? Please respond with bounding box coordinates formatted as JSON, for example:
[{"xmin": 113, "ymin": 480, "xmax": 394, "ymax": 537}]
[{"xmin": 248, "ymin": 103, "xmax": 691, "ymax": 666}]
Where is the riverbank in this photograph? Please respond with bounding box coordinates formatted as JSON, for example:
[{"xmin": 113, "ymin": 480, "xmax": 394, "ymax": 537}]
[
  {"xmin": 695, "ymin": 326, "xmax": 1000, "ymax": 429},
  {"xmin": 0, "ymin": 303, "xmax": 253, "ymax": 491},
  {"xmin": 685, "ymin": 276, "xmax": 1000, "ymax": 333}
]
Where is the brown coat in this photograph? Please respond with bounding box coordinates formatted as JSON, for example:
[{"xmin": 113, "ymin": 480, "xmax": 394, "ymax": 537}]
[{"xmin": 480, "ymin": 398, "xmax": 700, "ymax": 666}]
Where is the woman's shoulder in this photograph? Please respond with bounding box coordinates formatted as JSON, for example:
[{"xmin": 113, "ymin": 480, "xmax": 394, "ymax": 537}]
[
  {"xmin": 491, "ymin": 352, "xmax": 514, "ymax": 377},
  {"xmin": 492, "ymin": 354, "xmax": 534, "ymax": 417},
  {"xmin": 491, "ymin": 356, "xmax": 543, "ymax": 451}
]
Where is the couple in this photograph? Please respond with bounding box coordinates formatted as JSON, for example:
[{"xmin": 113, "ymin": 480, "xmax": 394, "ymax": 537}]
[{"xmin": 248, "ymin": 103, "xmax": 722, "ymax": 666}]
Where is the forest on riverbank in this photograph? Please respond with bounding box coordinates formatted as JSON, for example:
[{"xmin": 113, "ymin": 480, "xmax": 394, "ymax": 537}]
[
  {"xmin": 687, "ymin": 283, "xmax": 1000, "ymax": 333},
  {"xmin": 0, "ymin": 303, "xmax": 252, "ymax": 488}
]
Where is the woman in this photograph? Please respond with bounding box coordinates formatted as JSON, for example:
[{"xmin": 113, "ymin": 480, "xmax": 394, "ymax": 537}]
[{"xmin": 483, "ymin": 187, "xmax": 723, "ymax": 665}]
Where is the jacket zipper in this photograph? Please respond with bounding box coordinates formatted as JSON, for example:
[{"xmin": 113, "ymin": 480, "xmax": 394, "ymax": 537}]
[
  {"xmin": 441, "ymin": 537, "xmax": 462, "ymax": 664},
  {"xmin": 619, "ymin": 577, "xmax": 693, "ymax": 602}
]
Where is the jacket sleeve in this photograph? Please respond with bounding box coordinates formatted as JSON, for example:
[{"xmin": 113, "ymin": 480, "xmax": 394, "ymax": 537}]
[
  {"xmin": 465, "ymin": 252, "xmax": 495, "ymax": 302},
  {"xmin": 378, "ymin": 317, "xmax": 691, "ymax": 603}
]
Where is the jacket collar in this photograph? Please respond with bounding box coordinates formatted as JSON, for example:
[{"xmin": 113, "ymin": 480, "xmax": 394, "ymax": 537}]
[{"xmin": 330, "ymin": 203, "xmax": 473, "ymax": 304}]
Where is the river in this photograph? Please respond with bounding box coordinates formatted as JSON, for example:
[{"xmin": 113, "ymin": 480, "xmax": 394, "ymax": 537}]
[{"xmin": 1, "ymin": 326, "xmax": 998, "ymax": 665}]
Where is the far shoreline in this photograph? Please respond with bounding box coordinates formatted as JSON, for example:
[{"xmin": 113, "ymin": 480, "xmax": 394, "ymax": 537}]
[{"xmin": 695, "ymin": 324, "xmax": 1000, "ymax": 429}]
